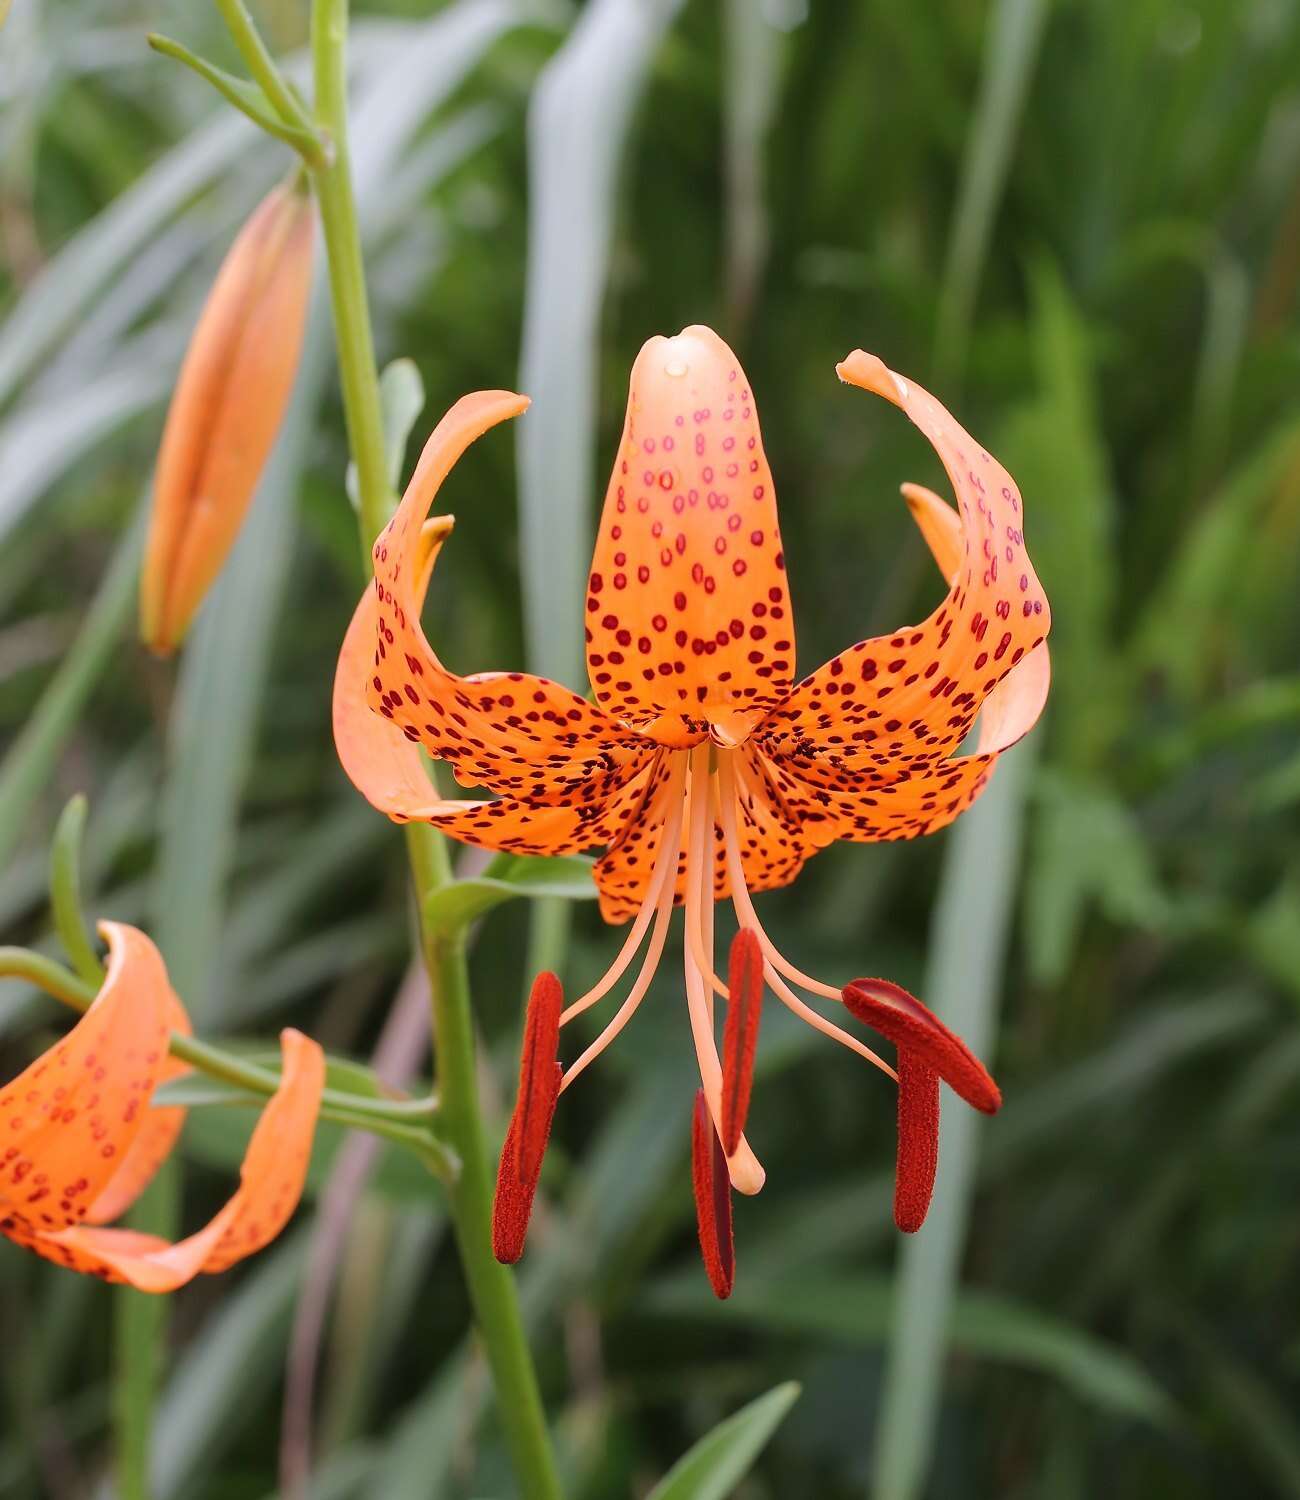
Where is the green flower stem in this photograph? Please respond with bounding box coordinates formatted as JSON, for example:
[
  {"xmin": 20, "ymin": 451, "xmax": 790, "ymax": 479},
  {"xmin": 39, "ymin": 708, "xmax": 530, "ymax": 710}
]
[
  {"xmin": 213, "ymin": 0, "xmax": 318, "ymax": 139},
  {"xmin": 424, "ymin": 927, "xmax": 563, "ymax": 1500},
  {"xmin": 304, "ymin": 1, "xmax": 562, "ymax": 1490},
  {"xmin": 309, "ymin": 0, "xmax": 394, "ymax": 560}
]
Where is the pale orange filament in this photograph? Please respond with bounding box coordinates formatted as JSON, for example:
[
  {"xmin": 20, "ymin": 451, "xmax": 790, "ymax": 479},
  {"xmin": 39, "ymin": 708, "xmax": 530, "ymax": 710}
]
[
  {"xmin": 684, "ymin": 745, "xmax": 764, "ymax": 1195},
  {"xmin": 559, "ymin": 853, "xmax": 677, "ymax": 1093},
  {"xmin": 717, "ymin": 752, "xmax": 897, "ymax": 1082},
  {"xmin": 559, "ymin": 756, "xmax": 687, "ymax": 1027}
]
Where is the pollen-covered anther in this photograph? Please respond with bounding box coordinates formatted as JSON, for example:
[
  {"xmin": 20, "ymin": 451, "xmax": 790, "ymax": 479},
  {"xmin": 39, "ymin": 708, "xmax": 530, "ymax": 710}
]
[
  {"xmin": 691, "ymin": 1089, "xmax": 735, "ymax": 1299},
  {"xmin": 515, "ymin": 971, "xmax": 563, "ymax": 1184},
  {"xmin": 721, "ymin": 928, "xmax": 764, "ymax": 1156},
  {"xmin": 841, "ymin": 977, "xmax": 1001, "ymax": 1234},
  {"xmin": 492, "ymin": 973, "xmax": 564, "ymax": 1263},
  {"xmin": 893, "ymin": 1051, "xmax": 940, "ymax": 1234}
]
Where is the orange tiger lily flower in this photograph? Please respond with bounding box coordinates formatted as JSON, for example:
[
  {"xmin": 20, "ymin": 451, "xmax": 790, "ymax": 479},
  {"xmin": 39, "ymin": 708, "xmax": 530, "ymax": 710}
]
[
  {"xmin": 140, "ymin": 179, "xmax": 314, "ymax": 654},
  {"xmin": 334, "ymin": 326, "xmax": 1050, "ymax": 1293},
  {"xmin": 0, "ymin": 922, "xmax": 324, "ymax": 1290}
]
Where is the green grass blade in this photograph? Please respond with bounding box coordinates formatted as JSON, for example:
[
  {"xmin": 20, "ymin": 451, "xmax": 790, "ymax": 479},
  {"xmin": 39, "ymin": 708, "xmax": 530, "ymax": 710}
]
[
  {"xmin": 935, "ymin": 0, "xmax": 1049, "ymax": 379},
  {"xmin": 0, "ymin": 501, "xmax": 144, "ymax": 867},
  {"xmin": 722, "ymin": 0, "xmax": 783, "ymax": 327},
  {"xmin": 871, "ymin": 743, "xmax": 1035, "ymax": 1500},
  {"xmin": 645, "ymin": 1381, "xmax": 801, "ymax": 1500},
  {"xmin": 649, "ymin": 1274, "xmax": 1174, "ymax": 1428}
]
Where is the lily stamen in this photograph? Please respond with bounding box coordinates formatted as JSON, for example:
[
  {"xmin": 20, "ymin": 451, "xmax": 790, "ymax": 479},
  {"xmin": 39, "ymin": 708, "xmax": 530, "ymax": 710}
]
[
  {"xmin": 559, "ymin": 757, "xmax": 687, "ymax": 1028},
  {"xmin": 716, "ymin": 752, "xmax": 897, "ymax": 1079}
]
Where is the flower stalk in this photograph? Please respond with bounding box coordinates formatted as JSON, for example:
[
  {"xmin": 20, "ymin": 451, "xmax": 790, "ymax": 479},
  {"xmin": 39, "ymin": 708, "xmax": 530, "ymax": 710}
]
[{"xmin": 304, "ymin": 1, "xmax": 563, "ymax": 1494}]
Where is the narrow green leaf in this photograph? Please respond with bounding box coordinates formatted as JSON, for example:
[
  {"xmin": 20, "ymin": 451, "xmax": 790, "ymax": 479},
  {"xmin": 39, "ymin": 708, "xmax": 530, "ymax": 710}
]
[
  {"xmin": 148, "ymin": 1238, "xmax": 307, "ymax": 1499},
  {"xmin": 146, "ymin": 33, "xmax": 324, "ymax": 159},
  {"xmin": 49, "ymin": 793, "xmax": 105, "ymax": 986},
  {"xmin": 935, "ymin": 0, "xmax": 1050, "ymax": 377},
  {"xmin": 0, "ymin": 363, "xmax": 168, "ymax": 545},
  {"xmin": 650, "ymin": 1276, "xmax": 1175, "ymax": 1428},
  {"xmin": 346, "ymin": 356, "xmax": 426, "ymax": 511},
  {"xmin": 646, "ymin": 1381, "xmax": 801, "ymax": 1500},
  {"xmin": 872, "ymin": 744, "xmax": 1035, "ymax": 1500},
  {"xmin": 424, "ymin": 854, "xmax": 597, "ymax": 936},
  {"xmin": 0, "ymin": 500, "xmax": 144, "ymax": 868}
]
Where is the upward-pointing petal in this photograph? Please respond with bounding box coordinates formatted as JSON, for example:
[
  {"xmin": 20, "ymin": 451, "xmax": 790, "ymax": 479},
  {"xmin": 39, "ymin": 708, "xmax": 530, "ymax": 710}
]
[{"xmin": 586, "ymin": 327, "xmax": 795, "ymax": 748}]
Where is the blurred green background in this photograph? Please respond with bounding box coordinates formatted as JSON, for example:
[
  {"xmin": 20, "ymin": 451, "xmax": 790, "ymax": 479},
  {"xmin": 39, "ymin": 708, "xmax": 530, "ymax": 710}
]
[{"xmin": 2, "ymin": 0, "xmax": 1299, "ymax": 1495}]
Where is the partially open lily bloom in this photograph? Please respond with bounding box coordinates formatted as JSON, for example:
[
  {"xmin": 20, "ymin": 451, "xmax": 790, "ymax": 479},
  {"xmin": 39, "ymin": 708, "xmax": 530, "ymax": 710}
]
[
  {"xmin": 334, "ymin": 326, "xmax": 1050, "ymax": 1293},
  {"xmin": 0, "ymin": 922, "xmax": 324, "ymax": 1290}
]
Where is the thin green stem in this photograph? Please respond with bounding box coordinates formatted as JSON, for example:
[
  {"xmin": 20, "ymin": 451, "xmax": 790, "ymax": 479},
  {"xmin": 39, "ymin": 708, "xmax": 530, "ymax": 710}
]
[
  {"xmin": 304, "ymin": 1, "xmax": 562, "ymax": 1489},
  {"xmin": 309, "ymin": 0, "xmax": 394, "ymax": 562},
  {"xmin": 213, "ymin": 0, "xmax": 316, "ymax": 136},
  {"xmin": 425, "ymin": 931, "xmax": 564, "ymax": 1500}
]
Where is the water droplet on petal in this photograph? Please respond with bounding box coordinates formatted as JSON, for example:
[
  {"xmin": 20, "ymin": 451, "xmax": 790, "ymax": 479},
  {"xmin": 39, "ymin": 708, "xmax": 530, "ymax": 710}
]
[{"xmin": 665, "ymin": 359, "xmax": 688, "ymax": 378}]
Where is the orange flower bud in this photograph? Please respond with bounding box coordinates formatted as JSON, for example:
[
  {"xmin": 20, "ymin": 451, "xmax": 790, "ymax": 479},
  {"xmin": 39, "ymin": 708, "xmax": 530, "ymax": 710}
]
[{"xmin": 140, "ymin": 180, "xmax": 313, "ymax": 654}]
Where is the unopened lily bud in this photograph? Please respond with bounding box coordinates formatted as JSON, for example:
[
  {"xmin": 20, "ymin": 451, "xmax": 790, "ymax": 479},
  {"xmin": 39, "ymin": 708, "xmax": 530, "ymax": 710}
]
[{"xmin": 140, "ymin": 179, "xmax": 313, "ymax": 654}]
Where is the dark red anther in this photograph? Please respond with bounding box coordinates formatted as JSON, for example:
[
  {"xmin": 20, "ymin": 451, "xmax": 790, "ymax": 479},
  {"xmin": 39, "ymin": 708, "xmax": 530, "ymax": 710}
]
[
  {"xmin": 842, "ymin": 978, "xmax": 1001, "ymax": 1235},
  {"xmin": 492, "ymin": 972, "xmax": 565, "ymax": 1264},
  {"xmin": 691, "ymin": 1090, "xmax": 735, "ymax": 1299},
  {"xmin": 721, "ymin": 928, "xmax": 764, "ymax": 1156},
  {"xmin": 893, "ymin": 1051, "xmax": 940, "ymax": 1233},
  {"xmin": 492, "ymin": 1061, "xmax": 560, "ymax": 1264},
  {"xmin": 841, "ymin": 978, "xmax": 1001, "ymax": 1114},
  {"xmin": 516, "ymin": 971, "xmax": 563, "ymax": 1185}
]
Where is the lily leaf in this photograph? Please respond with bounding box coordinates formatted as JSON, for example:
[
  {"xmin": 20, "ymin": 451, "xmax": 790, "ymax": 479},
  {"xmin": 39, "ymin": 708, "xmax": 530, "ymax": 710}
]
[
  {"xmin": 423, "ymin": 854, "xmax": 597, "ymax": 937},
  {"xmin": 645, "ymin": 1381, "xmax": 800, "ymax": 1500},
  {"xmin": 146, "ymin": 35, "xmax": 322, "ymax": 159},
  {"xmin": 347, "ymin": 357, "xmax": 426, "ymax": 511}
]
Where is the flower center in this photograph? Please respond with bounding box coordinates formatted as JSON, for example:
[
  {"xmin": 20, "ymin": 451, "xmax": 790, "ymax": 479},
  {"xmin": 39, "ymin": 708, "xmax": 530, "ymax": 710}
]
[{"xmin": 555, "ymin": 743, "xmax": 896, "ymax": 1195}]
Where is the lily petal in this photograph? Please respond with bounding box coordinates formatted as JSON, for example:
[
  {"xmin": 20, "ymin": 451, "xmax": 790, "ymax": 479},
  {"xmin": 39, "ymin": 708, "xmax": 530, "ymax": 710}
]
[
  {"xmin": 36, "ymin": 1028, "xmax": 324, "ymax": 1291},
  {"xmin": 336, "ymin": 501, "xmax": 660, "ymax": 856},
  {"xmin": 586, "ymin": 327, "xmax": 794, "ymax": 747},
  {"xmin": 901, "ymin": 482, "xmax": 964, "ymax": 584},
  {"xmin": 83, "ymin": 985, "xmax": 191, "ymax": 1226},
  {"xmin": 365, "ymin": 391, "xmax": 644, "ymax": 803},
  {"xmin": 758, "ymin": 352, "xmax": 1050, "ymax": 786},
  {"xmin": 0, "ymin": 923, "xmax": 176, "ymax": 1241}
]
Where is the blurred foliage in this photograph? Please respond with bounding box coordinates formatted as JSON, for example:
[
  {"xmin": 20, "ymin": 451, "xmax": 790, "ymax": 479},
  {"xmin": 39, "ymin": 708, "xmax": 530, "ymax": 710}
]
[{"xmin": 1, "ymin": 0, "xmax": 1299, "ymax": 1496}]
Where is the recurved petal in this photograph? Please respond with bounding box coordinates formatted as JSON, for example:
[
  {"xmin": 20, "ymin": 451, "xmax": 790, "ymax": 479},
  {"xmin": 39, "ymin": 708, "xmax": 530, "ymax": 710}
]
[
  {"xmin": 0, "ymin": 923, "xmax": 176, "ymax": 1241},
  {"xmin": 757, "ymin": 352, "xmax": 1050, "ymax": 788},
  {"xmin": 365, "ymin": 391, "xmax": 643, "ymax": 802},
  {"xmin": 140, "ymin": 181, "xmax": 314, "ymax": 654},
  {"xmin": 586, "ymin": 327, "xmax": 795, "ymax": 747},
  {"xmin": 83, "ymin": 986, "xmax": 191, "ymax": 1226},
  {"xmin": 33, "ymin": 1028, "xmax": 324, "ymax": 1291},
  {"xmin": 758, "ymin": 640, "xmax": 1051, "ymax": 844},
  {"xmin": 338, "ymin": 579, "xmax": 661, "ymax": 858}
]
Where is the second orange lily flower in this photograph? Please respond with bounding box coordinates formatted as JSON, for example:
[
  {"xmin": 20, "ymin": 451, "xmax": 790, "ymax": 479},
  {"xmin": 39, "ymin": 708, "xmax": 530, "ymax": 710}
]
[
  {"xmin": 0, "ymin": 923, "xmax": 323, "ymax": 1290},
  {"xmin": 334, "ymin": 326, "xmax": 1051, "ymax": 1294}
]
